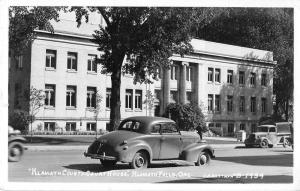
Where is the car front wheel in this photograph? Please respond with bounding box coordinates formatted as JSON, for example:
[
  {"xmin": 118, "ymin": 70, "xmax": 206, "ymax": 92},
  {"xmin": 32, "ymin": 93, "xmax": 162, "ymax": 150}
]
[
  {"xmin": 130, "ymin": 151, "xmax": 149, "ymax": 169},
  {"xmin": 195, "ymin": 151, "xmax": 211, "ymax": 166},
  {"xmin": 260, "ymin": 139, "xmax": 268, "ymax": 148},
  {"xmin": 8, "ymin": 141, "xmax": 24, "ymax": 162}
]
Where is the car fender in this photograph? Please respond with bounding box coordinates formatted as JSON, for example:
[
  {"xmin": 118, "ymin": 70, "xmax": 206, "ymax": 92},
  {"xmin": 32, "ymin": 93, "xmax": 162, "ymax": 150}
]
[
  {"xmin": 120, "ymin": 140, "xmax": 153, "ymax": 163},
  {"xmin": 8, "ymin": 135, "xmax": 27, "ymax": 144},
  {"xmin": 259, "ymin": 137, "xmax": 271, "ymax": 144},
  {"xmin": 181, "ymin": 143, "xmax": 214, "ymax": 162}
]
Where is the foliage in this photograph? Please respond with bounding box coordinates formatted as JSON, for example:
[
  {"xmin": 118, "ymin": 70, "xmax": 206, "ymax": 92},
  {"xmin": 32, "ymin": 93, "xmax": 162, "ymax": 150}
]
[
  {"xmin": 9, "ymin": 6, "xmax": 62, "ymax": 56},
  {"xmin": 29, "ymin": 86, "xmax": 45, "ymax": 118},
  {"xmin": 195, "ymin": 8, "xmax": 293, "ymax": 121},
  {"xmin": 9, "ymin": 110, "xmax": 31, "ymax": 132},
  {"xmin": 93, "ymin": 92, "xmax": 103, "ymax": 119},
  {"xmin": 72, "ymin": 7, "xmax": 221, "ymax": 130},
  {"xmin": 164, "ymin": 103, "xmax": 208, "ymax": 133},
  {"xmin": 143, "ymin": 90, "xmax": 155, "ymax": 116}
]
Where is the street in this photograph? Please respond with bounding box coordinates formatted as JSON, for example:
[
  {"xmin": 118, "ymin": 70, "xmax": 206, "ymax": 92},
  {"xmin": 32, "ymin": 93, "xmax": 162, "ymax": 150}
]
[{"xmin": 9, "ymin": 146, "xmax": 293, "ymax": 183}]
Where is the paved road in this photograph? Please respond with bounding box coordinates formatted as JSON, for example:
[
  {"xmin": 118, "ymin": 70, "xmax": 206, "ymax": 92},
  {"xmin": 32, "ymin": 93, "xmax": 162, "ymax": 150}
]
[{"xmin": 9, "ymin": 146, "xmax": 293, "ymax": 183}]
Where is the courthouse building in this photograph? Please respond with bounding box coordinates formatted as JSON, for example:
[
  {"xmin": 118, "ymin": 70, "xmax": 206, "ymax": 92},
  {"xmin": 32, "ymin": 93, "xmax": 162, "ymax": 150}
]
[{"xmin": 8, "ymin": 11, "xmax": 275, "ymax": 136}]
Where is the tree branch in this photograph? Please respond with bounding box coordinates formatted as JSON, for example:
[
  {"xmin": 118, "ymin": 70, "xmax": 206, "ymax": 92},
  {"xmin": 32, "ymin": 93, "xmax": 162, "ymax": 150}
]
[{"xmin": 98, "ymin": 8, "xmax": 111, "ymax": 27}]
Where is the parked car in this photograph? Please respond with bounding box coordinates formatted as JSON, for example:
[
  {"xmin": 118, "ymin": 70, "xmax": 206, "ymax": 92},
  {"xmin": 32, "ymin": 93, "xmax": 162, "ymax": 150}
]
[
  {"xmin": 8, "ymin": 126, "xmax": 26, "ymax": 162},
  {"xmin": 84, "ymin": 116, "xmax": 215, "ymax": 169},
  {"xmin": 244, "ymin": 122, "xmax": 292, "ymax": 148}
]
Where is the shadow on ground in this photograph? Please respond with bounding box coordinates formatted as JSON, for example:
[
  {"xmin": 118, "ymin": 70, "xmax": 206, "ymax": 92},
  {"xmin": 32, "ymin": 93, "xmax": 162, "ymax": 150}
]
[
  {"xmin": 157, "ymin": 175, "xmax": 293, "ymax": 183},
  {"xmin": 25, "ymin": 136, "xmax": 95, "ymax": 145}
]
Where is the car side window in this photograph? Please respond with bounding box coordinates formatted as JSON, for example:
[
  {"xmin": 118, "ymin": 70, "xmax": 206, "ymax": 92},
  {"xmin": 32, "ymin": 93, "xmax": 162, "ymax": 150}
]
[
  {"xmin": 161, "ymin": 123, "xmax": 179, "ymax": 134},
  {"xmin": 269, "ymin": 127, "xmax": 276, "ymax": 132},
  {"xmin": 151, "ymin": 124, "xmax": 161, "ymax": 134}
]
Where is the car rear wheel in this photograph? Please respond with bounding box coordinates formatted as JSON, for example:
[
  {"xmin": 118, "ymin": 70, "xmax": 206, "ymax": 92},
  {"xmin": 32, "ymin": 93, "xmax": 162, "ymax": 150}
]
[
  {"xmin": 195, "ymin": 151, "xmax": 211, "ymax": 166},
  {"xmin": 260, "ymin": 139, "xmax": 268, "ymax": 148},
  {"xmin": 8, "ymin": 141, "xmax": 24, "ymax": 162},
  {"xmin": 130, "ymin": 151, "xmax": 149, "ymax": 169},
  {"xmin": 100, "ymin": 160, "xmax": 117, "ymax": 168}
]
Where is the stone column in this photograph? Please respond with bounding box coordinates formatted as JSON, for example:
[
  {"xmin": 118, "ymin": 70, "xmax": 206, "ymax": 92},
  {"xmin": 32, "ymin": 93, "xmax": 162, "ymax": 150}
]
[
  {"xmin": 179, "ymin": 62, "xmax": 187, "ymax": 104},
  {"xmin": 161, "ymin": 66, "xmax": 170, "ymax": 114},
  {"xmin": 194, "ymin": 63, "xmax": 201, "ymax": 105}
]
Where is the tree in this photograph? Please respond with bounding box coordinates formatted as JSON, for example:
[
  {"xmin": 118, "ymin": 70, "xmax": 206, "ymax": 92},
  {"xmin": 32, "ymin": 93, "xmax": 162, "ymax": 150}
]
[
  {"xmin": 72, "ymin": 7, "xmax": 221, "ymax": 131},
  {"xmin": 164, "ymin": 103, "xmax": 208, "ymax": 138},
  {"xmin": 9, "ymin": 110, "xmax": 31, "ymax": 132},
  {"xmin": 194, "ymin": 8, "xmax": 293, "ymax": 121},
  {"xmin": 93, "ymin": 92, "xmax": 103, "ymax": 138},
  {"xmin": 9, "ymin": 6, "xmax": 62, "ymax": 56},
  {"xmin": 144, "ymin": 90, "xmax": 155, "ymax": 116}
]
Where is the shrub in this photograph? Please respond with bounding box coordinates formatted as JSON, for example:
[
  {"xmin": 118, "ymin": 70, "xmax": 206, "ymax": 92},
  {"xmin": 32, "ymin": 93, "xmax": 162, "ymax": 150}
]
[
  {"xmin": 9, "ymin": 110, "xmax": 31, "ymax": 132},
  {"xmin": 164, "ymin": 103, "xmax": 208, "ymax": 135}
]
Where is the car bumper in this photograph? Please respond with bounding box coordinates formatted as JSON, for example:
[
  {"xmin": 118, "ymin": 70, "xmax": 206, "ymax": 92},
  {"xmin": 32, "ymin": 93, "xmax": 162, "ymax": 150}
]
[{"xmin": 84, "ymin": 152, "xmax": 117, "ymax": 161}]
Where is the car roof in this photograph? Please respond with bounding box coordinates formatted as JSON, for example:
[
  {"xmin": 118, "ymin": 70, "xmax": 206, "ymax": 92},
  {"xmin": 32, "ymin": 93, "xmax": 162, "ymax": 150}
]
[{"xmin": 123, "ymin": 116, "xmax": 175, "ymax": 124}]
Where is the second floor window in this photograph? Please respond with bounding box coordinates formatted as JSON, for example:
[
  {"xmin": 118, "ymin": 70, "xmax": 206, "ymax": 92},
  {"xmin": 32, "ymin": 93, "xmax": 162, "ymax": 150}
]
[
  {"xmin": 170, "ymin": 65, "xmax": 178, "ymax": 80},
  {"xmin": 227, "ymin": 95, "xmax": 233, "ymax": 112},
  {"xmin": 125, "ymin": 89, "xmax": 133, "ymax": 109},
  {"xmin": 67, "ymin": 52, "xmax": 77, "ymax": 71},
  {"xmin": 239, "ymin": 71, "xmax": 245, "ymax": 85},
  {"xmin": 250, "ymin": 72, "xmax": 256, "ymax": 87},
  {"xmin": 46, "ymin": 50, "xmax": 56, "ymax": 69},
  {"xmin": 227, "ymin": 70, "xmax": 233, "ymax": 84},
  {"xmin": 251, "ymin": 97, "xmax": 256, "ymax": 113},
  {"xmin": 208, "ymin": 94, "xmax": 213, "ymax": 112},
  {"xmin": 215, "ymin": 95, "xmax": 221, "ymax": 112},
  {"xmin": 66, "ymin": 86, "xmax": 76, "ymax": 107},
  {"xmin": 45, "ymin": 84, "xmax": 55, "ymax": 107},
  {"xmin": 261, "ymin": 97, "xmax": 267, "ymax": 113},
  {"xmin": 239, "ymin": 96, "xmax": 245, "ymax": 113},
  {"xmin": 215, "ymin": 68, "xmax": 221, "ymax": 83},
  {"xmin": 135, "ymin": 90, "xmax": 142, "ymax": 110},
  {"xmin": 87, "ymin": 54, "xmax": 97, "ymax": 72},
  {"xmin": 261, "ymin": 73, "xmax": 267, "ymax": 86},
  {"xmin": 87, "ymin": 87, "xmax": 96, "ymax": 108},
  {"xmin": 208, "ymin": 68, "xmax": 214, "ymax": 82},
  {"xmin": 106, "ymin": 88, "xmax": 111, "ymax": 108}
]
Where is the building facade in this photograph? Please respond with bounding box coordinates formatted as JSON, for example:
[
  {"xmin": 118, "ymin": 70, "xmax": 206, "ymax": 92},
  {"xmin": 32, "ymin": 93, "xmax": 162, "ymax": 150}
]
[{"xmin": 8, "ymin": 12, "xmax": 275, "ymax": 136}]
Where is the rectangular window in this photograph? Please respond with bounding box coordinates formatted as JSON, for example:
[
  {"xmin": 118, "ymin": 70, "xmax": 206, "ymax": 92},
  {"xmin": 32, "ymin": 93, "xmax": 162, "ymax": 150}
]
[
  {"xmin": 215, "ymin": 68, "xmax": 221, "ymax": 83},
  {"xmin": 154, "ymin": 89, "xmax": 160, "ymax": 101},
  {"xmin": 227, "ymin": 95, "xmax": 233, "ymax": 112},
  {"xmin": 135, "ymin": 90, "xmax": 142, "ymax": 110},
  {"xmin": 240, "ymin": 123, "xmax": 245, "ymax": 131},
  {"xmin": 261, "ymin": 97, "xmax": 267, "ymax": 113},
  {"xmin": 228, "ymin": 123, "xmax": 234, "ymax": 135},
  {"xmin": 87, "ymin": 87, "xmax": 96, "ymax": 108},
  {"xmin": 251, "ymin": 124, "xmax": 256, "ymax": 132},
  {"xmin": 208, "ymin": 68, "xmax": 214, "ymax": 82},
  {"xmin": 66, "ymin": 86, "xmax": 76, "ymax": 107},
  {"xmin": 186, "ymin": 66, "xmax": 192, "ymax": 82},
  {"xmin": 170, "ymin": 65, "xmax": 178, "ymax": 80},
  {"xmin": 250, "ymin": 72, "xmax": 256, "ymax": 87},
  {"xmin": 208, "ymin": 94, "xmax": 213, "ymax": 112},
  {"xmin": 106, "ymin": 88, "xmax": 111, "ymax": 108},
  {"xmin": 66, "ymin": 122, "xmax": 76, "ymax": 131},
  {"xmin": 67, "ymin": 52, "xmax": 77, "ymax": 71},
  {"xmin": 215, "ymin": 95, "xmax": 221, "ymax": 112},
  {"xmin": 44, "ymin": 122, "xmax": 55, "ymax": 131},
  {"xmin": 16, "ymin": 55, "xmax": 23, "ymax": 69},
  {"xmin": 251, "ymin": 97, "xmax": 256, "ymax": 113},
  {"xmin": 227, "ymin": 70, "xmax": 233, "ymax": 84},
  {"xmin": 208, "ymin": 123, "xmax": 214, "ymax": 128},
  {"xmin": 125, "ymin": 89, "xmax": 133, "ymax": 109},
  {"xmin": 239, "ymin": 71, "xmax": 245, "ymax": 85},
  {"xmin": 86, "ymin": 123, "xmax": 96, "ymax": 131},
  {"xmin": 45, "ymin": 84, "xmax": 55, "ymax": 107},
  {"xmin": 87, "ymin": 54, "xmax": 97, "ymax": 72},
  {"xmin": 261, "ymin": 73, "xmax": 267, "ymax": 86},
  {"xmin": 186, "ymin": 91, "xmax": 192, "ymax": 104},
  {"xmin": 239, "ymin": 96, "xmax": 245, "ymax": 113},
  {"xmin": 170, "ymin": 91, "xmax": 178, "ymax": 103},
  {"xmin": 216, "ymin": 123, "xmax": 221, "ymax": 128},
  {"xmin": 46, "ymin": 50, "xmax": 56, "ymax": 69}
]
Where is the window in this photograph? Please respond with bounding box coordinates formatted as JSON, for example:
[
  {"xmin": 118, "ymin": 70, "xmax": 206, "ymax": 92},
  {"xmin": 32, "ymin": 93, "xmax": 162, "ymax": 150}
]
[
  {"xmin": 216, "ymin": 123, "xmax": 221, "ymax": 128},
  {"xmin": 170, "ymin": 91, "xmax": 178, "ymax": 103},
  {"xmin": 87, "ymin": 87, "xmax": 96, "ymax": 108},
  {"xmin": 215, "ymin": 68, "xmax": 221, "ymax": 83},
  {"xmin": 215, "ymin": 95, "xmax": 221, "ymax": 112},
  {"xmin": 66, "ymin": 122, "xmax": 76, "ymax": 131},
  {"xmin": 87, "ymin": 54, "xmax": 97, "ymax": 72},
  {"xmin": 135, "ymin": 90, "xmax": 142, "ymax": 110},
  {"xmin": 66, "ymin": 86, "xmax": 76, "ymax": 107},
  {"xmin": 46, "ymin": 50, "xmax": 56, "ymax": 69},
  {"xmin": 67, "ymin": 52, "xmax": 77, "ymax": 71},
  {"xmin": 106, "ymin": 88, "xmax": 111, "ymax": 108},
  {"xmin": 250, "ymin": 72, "xmax": 256, "ymax": 87},
  {"xmin": 208, "ymin": 94, "xmax": 213, "ymax": 112},
  {"xmin": 239, "ymin": 71, "xmax": 245, "ymax": 85},
  {"xmin": 239, "ymin": 96, "xmax": 245, "ymax": 113},
  {"xmin": 208, "ymin": 68, "xmax": 214, "ymax": 82},
  {"xmin": 227, "ymin": 95, "xmax": 233, "ymax": 112},
  {"xmin": 45, "ymin": 84, "xmax": 55, "ymax": 107},
  {"xmin": 228, "ymin": 123, "xmax": 234, "ymax": 135},
  {"xmin": 251, "ymin": 97, "xmax": 256, "ymax": 113},
  {"xmin": 227, "ymin": 70, "xmax": 233, "ymax": 84},
  {"xmin": 161, "ymin": 123, "xmax": 178, "ymax": 134},
  {"xmin": 170, "ymin": 65, "xmax": 178, "ymax": 80},
  {"xmin": 240, "ymin": 123, "xmax": 245, "ymax": 131},
  {"xmin": 125, "ymin": 89, "xmax": 133, "ymax": 109},
  {"xmin": 16, "ymin": 55, "xmax": 23, "ymax": 69},
  {"xmin": 269, "ymin": 127, "xmax": 276, "ymax": 132},
  {"xmin": 154, "ymin": 89, "xmax": 160, "ymax": 102},
  {"xmin": 261, "ymin": 97, "xmax": 267, "ymax": 113},
  {"xmin": 151, "ymin": 124, "xmax": 161, "ymax": 134},
  {"xmin": 251, "ymin": 124, "xmax": 256, "ymax": 132},
  {"xmin": 186, "ymin": 66, "xmax": 192, "ymax": 82},
  {"xmin": 86, "ymin": 123, "xmax": 96, "ymax": 131},
  {"xmin": 208, "ymin": 123, "xmax": 214, "ymax": 128},
  {"xmin": 186, "ymin": 91, "xmax": 192, "ymax": 104},
  {"xmin": 44, "ymin": 122, "xmax": 55, "ymax": 131},
  {"xmin": 261, "ymin": 73, "xmax": 267, "ymax": 86}
]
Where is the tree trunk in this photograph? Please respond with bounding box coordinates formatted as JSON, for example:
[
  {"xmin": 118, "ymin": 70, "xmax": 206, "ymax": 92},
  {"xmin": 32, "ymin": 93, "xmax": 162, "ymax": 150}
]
[{"xmin": 285, "ymin": 99, "xmax": 289, "ymax": 121}]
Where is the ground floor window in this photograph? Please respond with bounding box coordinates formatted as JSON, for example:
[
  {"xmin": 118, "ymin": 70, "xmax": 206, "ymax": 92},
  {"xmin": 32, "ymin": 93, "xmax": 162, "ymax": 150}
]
[
  {"xmin": 228, "ymin": 123, "xmax": 234, "ymax": 136},
  {"xmin": 251, "ymin": 124, "xmax": 256, "ymax": 133},
  {"xmin": 44, "ymin": 122, "xmax": 55, "ymax": 131},
  {"xmin": 86, "ymin": 123, "xmax": 96, "ymax": 131},
  {"xmin": 240, "ymin": 123, "xmax": 245, "ymax": 131},
  {"xmin": 66, "ymin": 122, "xmax": 76, "ymax": 131}
]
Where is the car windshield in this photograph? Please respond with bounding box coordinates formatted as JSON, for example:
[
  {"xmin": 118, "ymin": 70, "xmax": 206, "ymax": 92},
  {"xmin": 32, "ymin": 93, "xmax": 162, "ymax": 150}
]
[
  {"xmin": 256, "ymin": 126, "xmax": 269, "ymax": 132},
  {"xmin": 118, "ymin": 120, "xmax": 143, "ymax": 132}
]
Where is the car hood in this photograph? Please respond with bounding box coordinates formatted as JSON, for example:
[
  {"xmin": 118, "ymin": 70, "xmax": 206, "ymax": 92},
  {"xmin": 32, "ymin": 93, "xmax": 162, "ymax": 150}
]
[{"xmin": 96, "ymin": 130, "xmax": 142, "ymax": 146}]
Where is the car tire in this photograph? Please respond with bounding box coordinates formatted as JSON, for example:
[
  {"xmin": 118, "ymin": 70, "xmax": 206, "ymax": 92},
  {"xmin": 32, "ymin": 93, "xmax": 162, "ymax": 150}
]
[
  {"xmin": 260, "ymin": 139, "xmax": 268, "ymax": 148},
  {"xmin": 195, "ymin": 151, "xmax": 211, "ymax": 166},
  {"xmin": 130, "ymin": 151, "xmax": 149, "ymax": 169},
  {"xmin": 100, "ymin": 160, "xmax": 117, "ymax": 168},
  {"xmin": 8, "ymin": 141, "xmax": 24, "ymax": 162}
]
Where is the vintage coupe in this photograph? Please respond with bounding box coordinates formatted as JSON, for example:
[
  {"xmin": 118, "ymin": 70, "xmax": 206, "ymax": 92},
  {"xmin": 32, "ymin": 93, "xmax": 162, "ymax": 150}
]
[{"xmin": 84, "ymin": 116, "xmax": 215, "ymax": 169}]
